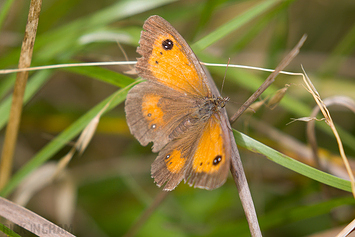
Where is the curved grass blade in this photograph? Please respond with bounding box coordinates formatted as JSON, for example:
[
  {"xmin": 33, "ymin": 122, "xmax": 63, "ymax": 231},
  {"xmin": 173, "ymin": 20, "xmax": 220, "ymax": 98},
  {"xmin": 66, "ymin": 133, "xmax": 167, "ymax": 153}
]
[{"xmin": 234, "ymin": 130, "xmax": 351, "ymax": 192}]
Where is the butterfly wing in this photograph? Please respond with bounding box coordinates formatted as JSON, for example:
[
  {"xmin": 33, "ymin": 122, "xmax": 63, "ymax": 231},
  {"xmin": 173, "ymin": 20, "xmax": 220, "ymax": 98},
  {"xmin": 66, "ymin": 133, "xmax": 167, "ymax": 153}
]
[
  {"xmin": 152, "ymin": 112, "xmax": 231, "ymax": 190},
  {"xmin": 125, "ymin": 81, "xmax": 198, "ymax": 152},
  {"xmin": 136, "ymin": 15, "xmax": 211, "ymax": 97},
  {"xmin": 187, "ymin": 113, "xmax": 231, "ymax": 189},
  {"xmin": 125, "ymin": 15, "xmax": 232, "ymax": 190}
]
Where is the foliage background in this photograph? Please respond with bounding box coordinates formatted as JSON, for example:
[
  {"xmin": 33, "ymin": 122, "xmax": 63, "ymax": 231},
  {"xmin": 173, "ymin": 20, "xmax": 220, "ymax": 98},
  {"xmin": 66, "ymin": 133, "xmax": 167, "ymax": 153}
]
[{"xmin": 0, "ymin": 0, "xmax": 354, "ymax": 236}]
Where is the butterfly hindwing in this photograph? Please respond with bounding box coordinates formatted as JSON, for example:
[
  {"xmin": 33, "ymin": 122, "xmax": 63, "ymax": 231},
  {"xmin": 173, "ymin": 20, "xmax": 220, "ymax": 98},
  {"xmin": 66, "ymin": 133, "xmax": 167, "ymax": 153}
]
[
  {"xmin": 151, "ymin": 124, "xmax": 201, "ymax": 191},
  {"xmin": 151, "ymin": 112, "xmax": 231, "ymax": 191},
  {"xmin": 187, "ymin": 113, "xmax": 231, "ymax": 189}
]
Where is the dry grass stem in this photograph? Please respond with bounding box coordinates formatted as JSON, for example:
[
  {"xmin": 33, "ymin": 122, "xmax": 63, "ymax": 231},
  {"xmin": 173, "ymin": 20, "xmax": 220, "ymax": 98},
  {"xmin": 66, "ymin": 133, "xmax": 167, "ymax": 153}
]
[
  {"xmin": 11, "ymin": 163, "xmax": 58, "ymax": 206},
  {"xmin": 0, "ymin": 0, "xmax": 43, "ymax": 191},
  {"xmin": 0, "ymin": 61, "xmax": 137, "ymax": 75},
  {"xmin": 307, "ymin": 96, "xmax": 355, "ymax": 172},
  {"xmin": 76, "ymin": 97, "xmax": 112, "ymax": 155},
  {"xmin": 301, "ymin": 67, "xmax": 355, "ymax": 199},
  {"xmin": 0, "ymin": 196, "xmax": 75, "ymax": 236},
  {"xmin": 53, "ymin": 95, "xmax": 115, "ymax": 179},
  {"xmin": 336, "ymin": 218, "xmax": 355, "ymax": 237},
  {"xmin": 287, "ymin": 117, "xmax": 325, "ymax": 125}
]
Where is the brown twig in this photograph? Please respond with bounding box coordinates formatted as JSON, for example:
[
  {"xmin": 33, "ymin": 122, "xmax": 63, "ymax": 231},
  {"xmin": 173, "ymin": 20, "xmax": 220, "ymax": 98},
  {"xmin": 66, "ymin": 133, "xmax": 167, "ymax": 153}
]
[
  {"xmin": 230, "ymin": 140, "xmax": 262, "ymax": 236},
  {"xmin": 0, "ymin": 0, "xmax": 42, "ymax": 190},
  {"xmin": 229, "ymin": 35, "xmax": 307, "ymax": 124},
  {"xmin": 0, "ymin": 196, "xmax": 75, "ymax": 237},
  {"xmin": 228, "ymin": 35, "xmax": 307, "ymax": 237}
]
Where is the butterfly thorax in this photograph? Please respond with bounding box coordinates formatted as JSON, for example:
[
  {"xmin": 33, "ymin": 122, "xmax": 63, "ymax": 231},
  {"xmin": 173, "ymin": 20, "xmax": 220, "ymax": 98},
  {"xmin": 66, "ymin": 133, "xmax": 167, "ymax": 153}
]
[
  {"xmin": 195, "ymin": 96, "xmax": 230, "ymax": 121},
  {"xmin": 169, "ymin": 96, "xmax": 229, "ymax": 139}
]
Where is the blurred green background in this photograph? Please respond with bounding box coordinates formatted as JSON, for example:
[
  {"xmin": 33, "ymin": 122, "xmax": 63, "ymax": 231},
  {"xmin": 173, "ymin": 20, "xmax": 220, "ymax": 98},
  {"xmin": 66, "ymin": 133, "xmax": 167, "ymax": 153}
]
[{"xmin": 0, "ymin": 0, "xmax": 355, "ymax": 236}]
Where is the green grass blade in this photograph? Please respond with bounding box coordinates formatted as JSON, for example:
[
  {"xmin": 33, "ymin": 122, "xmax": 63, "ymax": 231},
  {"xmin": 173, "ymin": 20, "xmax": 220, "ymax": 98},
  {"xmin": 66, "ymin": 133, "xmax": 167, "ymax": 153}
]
[
  {"xmin": 320, "ymin": 21, "xmax": 355, "ymax": 76},
  {"xmin": 0, "ymin": 75, "xmax": 16, "ymax": 101},
  {"xmin": 64, "ymin": 66, "xmax": 135, "ymax": 88},
  {"xmin": 0, "ymin": 71, "xmax": 52, "ymax": 130},
  {"xmin": 0, "ymin": 0, "xmax": 174, "ymax": 68},
  {"xmin": 192, "ymin": 0, "xmax": 280, "ymax": 52},
  {"xmin": 0, "ymin": 81, "xmax": 139, "ymax": 197},
  {"xmin": 230, "ymin": 0, "xmax": 294, "ymax": 53},
  {"xmin": 0, "ymin": 0, "xmax": 16, "ymax": 30},
  {"xmin": 260, "ymin": 196, "xmax": 355, "ymax": 230},
  {"xmin": 234, "ymin": 130, "xmax": 351, "ymax": 192},
  {"xmin": 0, "ymin": 222, "xmax": 21, "ymax": 237},
  {"xmin": 213, "ymin": 195, "xmax": 355, "ymax": 235},
  {"xmin": 0, "ymin": 67, "xmax": 134, "ymax": 131}
]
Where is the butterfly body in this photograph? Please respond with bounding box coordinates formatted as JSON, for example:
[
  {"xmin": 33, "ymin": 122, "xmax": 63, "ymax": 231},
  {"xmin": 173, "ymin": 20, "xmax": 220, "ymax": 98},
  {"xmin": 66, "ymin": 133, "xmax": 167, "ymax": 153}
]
[
  {"xmin": 196, "ymin": 96, "xmax": 230, "ymax": 120},
  {"xmin": 125, "ymin": 15, "xmax": 233, "ymax": 190}
]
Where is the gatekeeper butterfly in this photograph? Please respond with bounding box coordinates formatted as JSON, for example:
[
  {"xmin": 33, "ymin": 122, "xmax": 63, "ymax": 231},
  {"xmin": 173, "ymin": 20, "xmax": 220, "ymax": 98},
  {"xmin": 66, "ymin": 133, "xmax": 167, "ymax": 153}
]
[{"xmin": 125, "ymin": 15, "xmax": 235, "ymax": 191}]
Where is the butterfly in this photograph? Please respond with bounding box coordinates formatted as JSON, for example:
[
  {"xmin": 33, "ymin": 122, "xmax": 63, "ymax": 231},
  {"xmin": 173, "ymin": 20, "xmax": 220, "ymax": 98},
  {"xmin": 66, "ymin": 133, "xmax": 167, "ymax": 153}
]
[{"xmin": 125, "ymin": 15, "xmax": 235, "ymax": 191}]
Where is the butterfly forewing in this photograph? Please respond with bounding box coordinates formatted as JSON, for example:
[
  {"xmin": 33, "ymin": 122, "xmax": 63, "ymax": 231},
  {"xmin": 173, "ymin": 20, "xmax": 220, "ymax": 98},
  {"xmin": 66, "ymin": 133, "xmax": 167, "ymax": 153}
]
[{"xmin": 136, "ymin": 15, "xmax": 211, "ymax": 97}]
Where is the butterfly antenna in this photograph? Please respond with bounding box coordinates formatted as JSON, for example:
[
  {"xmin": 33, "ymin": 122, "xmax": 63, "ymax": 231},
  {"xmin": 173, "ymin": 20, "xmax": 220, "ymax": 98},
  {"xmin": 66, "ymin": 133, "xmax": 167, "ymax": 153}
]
[
  {"xmin": 116, "ymin": 41, "xmax": 130, "ymax": 62},
  {"xmin": 116, "ymin": 41, "xmax": 136, "ymax": 74},
  {"xmin": 221, "ymin": 58, "xmax": 230, "ymax": 94}
]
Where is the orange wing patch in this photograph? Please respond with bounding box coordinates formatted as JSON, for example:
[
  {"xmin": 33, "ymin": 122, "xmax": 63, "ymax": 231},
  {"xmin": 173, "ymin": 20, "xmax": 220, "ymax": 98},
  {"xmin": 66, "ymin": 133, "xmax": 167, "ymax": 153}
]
[
  {"xmin": 192, "ymin": 117, "xmax": 226, "ymax": 174},
  {"xmin": 148, "ymin": 34, "xmax": 206, "ymax": 96},
  {"xmin": 165, "ymin": 149, "xmax": 185, "ymax": 173},
  {"xmin": 141, "ymin": 94, "xmax": 164, "ymax": 129}
]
